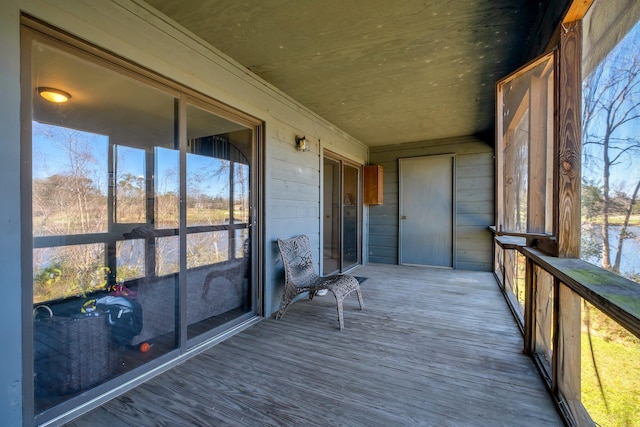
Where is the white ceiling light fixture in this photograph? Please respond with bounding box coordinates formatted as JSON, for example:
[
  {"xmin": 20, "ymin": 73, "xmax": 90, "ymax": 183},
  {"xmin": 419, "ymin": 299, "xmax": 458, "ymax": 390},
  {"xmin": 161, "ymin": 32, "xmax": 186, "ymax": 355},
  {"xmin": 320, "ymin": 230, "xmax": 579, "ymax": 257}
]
[{"xmin": 37, "ymin": 87, "xmax": 72, "ymax": 103}]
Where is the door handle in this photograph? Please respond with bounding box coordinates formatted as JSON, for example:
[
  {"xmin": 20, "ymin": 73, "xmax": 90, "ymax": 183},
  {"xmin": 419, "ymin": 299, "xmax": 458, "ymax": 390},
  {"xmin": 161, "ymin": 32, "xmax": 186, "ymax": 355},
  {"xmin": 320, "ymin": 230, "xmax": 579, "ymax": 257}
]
[{"xmin": 401, "ymin": 215, "xmax": 407, "ymax": 220}]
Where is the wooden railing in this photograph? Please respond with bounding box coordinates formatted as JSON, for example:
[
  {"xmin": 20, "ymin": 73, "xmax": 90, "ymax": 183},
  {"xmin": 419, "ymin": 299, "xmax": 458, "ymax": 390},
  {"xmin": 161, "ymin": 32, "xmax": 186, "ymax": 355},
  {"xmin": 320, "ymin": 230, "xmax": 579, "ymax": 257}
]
[{"xmin": 493, "ymin": 234, "xmax": 640, "ymax": 427}]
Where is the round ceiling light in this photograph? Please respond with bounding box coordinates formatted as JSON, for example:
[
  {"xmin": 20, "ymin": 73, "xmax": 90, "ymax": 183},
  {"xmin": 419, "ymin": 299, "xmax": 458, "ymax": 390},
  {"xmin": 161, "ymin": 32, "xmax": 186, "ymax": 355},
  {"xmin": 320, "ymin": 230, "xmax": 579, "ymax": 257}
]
[{"xmin": 37, "ymin": 87, "xmax": 72, "ymax": 103}]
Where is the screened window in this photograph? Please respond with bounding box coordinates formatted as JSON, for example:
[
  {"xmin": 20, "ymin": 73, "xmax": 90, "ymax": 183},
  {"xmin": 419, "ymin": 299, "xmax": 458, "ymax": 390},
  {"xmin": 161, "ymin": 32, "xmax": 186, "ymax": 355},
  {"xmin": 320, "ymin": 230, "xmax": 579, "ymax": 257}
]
[
  {"xmin": 496, "ymin": 52, "xmax": 555, "ymax": 235},
  {"xmin": 581, "ymin": 12, "xmax": 640, "ymax": 284}
]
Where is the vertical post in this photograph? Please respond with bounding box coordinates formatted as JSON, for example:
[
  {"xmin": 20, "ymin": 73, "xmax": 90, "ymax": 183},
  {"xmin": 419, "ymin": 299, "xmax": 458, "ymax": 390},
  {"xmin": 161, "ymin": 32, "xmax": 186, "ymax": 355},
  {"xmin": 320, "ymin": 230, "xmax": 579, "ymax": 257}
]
[
  {"xmin": 555, "ymin": 19, "xmax": 589, "ymax": 425},
  {"xmin": 523, "ymin": 257, "xmax": 535, "ymax": 355},
  {"xmin": 556, "ymin": 283, "xmax": 592, "ymax": 425},
  {"xmin": 557, "ymin": 21, "xmax": 582, "ymax": 258}
]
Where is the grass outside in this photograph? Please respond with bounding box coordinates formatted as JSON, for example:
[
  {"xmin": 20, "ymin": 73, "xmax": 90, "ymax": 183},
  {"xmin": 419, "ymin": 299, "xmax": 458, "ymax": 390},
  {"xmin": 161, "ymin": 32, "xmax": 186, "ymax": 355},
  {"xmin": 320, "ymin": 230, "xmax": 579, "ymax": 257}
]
[
  {"xmin": 581, "ymin": 325, "xmax": 640, "ymax": 426},
  {"xmin": 582, "ymin": 214, "xmax": 640, "ymax": 226},
  {"xmin": 501, "ymin": 256, "xmax": 640, "ymax": 426}
]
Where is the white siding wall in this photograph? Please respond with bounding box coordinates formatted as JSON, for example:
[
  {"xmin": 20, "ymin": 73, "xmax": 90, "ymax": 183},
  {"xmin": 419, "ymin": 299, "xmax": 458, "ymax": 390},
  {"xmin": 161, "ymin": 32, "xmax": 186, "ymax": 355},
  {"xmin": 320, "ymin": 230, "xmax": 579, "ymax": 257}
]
[{"xmin": 0, "ymin": 1, "xmax": 367, "ymax": 424}]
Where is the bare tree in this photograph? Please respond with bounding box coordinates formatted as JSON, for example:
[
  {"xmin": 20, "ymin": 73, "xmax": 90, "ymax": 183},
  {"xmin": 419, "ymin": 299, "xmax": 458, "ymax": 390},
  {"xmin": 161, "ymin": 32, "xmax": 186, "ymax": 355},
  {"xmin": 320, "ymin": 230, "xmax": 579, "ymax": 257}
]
[
  {"xmin": 32, "ymin": 124, "xmax": 107, "ymax": 236},
  {"xmin": 612, "ymin": 180, "xmax": 640, "ymax": 273},
  {"xmin": 582, "ymin": 33, "xmax": 640, "ymax": 274},
  {"xmin": 32, "ymin": 123, "xmax": 108, "ymax": 301}
]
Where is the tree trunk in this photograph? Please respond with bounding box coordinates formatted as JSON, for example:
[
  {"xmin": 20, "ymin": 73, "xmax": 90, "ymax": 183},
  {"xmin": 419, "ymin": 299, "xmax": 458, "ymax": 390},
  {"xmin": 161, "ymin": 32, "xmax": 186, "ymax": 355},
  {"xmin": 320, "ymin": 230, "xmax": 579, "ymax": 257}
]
[
  {"xmin": 601, "ymin": 135, "xmax": 612, "ymax": 270},
  {"xmin": 612, "ymin": 179, "xmax": 640, "ymax": 273}
]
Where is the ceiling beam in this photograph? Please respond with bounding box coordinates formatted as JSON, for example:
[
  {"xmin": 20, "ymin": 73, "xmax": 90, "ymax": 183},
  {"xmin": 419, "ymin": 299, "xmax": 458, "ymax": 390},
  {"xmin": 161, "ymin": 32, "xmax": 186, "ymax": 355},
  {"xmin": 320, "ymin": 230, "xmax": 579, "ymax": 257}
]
[{"xmin": 562, "ymin": 0, "xmax": 593, "ymax": 23}]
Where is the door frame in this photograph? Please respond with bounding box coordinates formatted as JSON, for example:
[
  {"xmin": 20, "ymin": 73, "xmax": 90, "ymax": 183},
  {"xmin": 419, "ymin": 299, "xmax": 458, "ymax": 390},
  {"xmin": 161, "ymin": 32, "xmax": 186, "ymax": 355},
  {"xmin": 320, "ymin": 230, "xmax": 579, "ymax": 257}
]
[
  {"xmin": 398, "ymin": 154, "xmax": 456, "ymax": 267},
  {"xmin": 321, "ymin": 150, "xmax": 362, "ymax": 275}
]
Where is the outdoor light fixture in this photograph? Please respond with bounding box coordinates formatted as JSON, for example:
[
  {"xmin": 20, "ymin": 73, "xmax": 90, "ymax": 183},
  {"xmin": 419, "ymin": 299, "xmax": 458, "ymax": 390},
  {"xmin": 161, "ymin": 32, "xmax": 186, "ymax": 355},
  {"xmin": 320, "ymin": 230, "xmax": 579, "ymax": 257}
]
[
  {"xmin": 296, "ymin": 135, "xmax": 309, "ymax": 152},
  {"xmin": 37, "ymin": 87, "xmax": 72, "ymax": 103}
]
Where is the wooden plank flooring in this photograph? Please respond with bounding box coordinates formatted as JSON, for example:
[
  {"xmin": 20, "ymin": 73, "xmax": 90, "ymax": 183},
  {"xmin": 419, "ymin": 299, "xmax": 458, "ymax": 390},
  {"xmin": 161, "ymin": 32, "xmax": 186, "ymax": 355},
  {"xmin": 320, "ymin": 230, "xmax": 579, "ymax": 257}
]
[{"xmin": 66, "ymin": 264, "xmax": 563, "ymax": 426}]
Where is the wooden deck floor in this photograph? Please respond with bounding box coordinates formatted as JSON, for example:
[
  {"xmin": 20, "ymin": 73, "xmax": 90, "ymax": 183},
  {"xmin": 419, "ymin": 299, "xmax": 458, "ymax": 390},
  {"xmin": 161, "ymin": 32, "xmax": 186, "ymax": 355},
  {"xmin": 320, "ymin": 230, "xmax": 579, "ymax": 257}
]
[{"xmin": 66, "ymin": 264, "xmax": 563, "ymax": 426}]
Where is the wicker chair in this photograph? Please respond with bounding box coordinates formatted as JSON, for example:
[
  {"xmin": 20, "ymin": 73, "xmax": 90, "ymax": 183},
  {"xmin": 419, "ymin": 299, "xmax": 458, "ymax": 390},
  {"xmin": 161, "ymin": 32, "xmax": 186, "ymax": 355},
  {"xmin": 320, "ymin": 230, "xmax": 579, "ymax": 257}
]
[{"xmin": 276, "ymin": 235, "xmax": 364, "ymax": 330}]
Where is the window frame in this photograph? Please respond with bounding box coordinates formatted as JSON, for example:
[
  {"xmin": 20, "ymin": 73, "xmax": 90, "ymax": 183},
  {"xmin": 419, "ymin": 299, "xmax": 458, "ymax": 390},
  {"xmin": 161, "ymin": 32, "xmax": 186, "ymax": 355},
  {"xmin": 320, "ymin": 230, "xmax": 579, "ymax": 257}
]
[{"xmin": 495, "ymin": 50, "xmax": 558, "ymax": 241}]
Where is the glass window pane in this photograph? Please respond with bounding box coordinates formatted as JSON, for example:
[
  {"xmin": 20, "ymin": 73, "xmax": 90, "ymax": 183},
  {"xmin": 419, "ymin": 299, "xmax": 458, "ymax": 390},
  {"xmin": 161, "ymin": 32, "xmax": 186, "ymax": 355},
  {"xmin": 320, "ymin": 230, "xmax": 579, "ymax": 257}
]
[
  {"xmin": 27, "ymin": 27, "xmax": 256, "ymax": 420},
  {"xmin": 114, "ymin": 145, "xmax": 146, "ymax": 224},
  {"xmin": 323, "ymin": 157, "xmax": 340, "ymax": 275},
  {"xmin": 343, "ymin": 164, "xmax": 358, "ymax": 268},
  {"xmin": 185, "ymin": 103, "xmax": 253, "ymax": 341},
  {"xmin": 187, "ymin": 231, "xmax": 229, "ymax": 268},
  {"xmin": 155, "ymin": 147, "xmax": 180, "ymax": 229},
  {"xmin": 116, "ymin": 239, "xmax": 145, "ymax": 281},
  {"xmin": 234, "ymin": 228, "xmax": 249, "ymax": 259},
  {"xmin": 33, "ymin": 244, "xmax": 106, "ymax": 303},
  {"xmin": 32, "ymin": 123, "xmax": 108, "ymax": 236},
  {"xmin": 31, "ymin": 37, "xmax": 178, "ymax": 413},
  {"xmin": 156, "ymin": 235, "xmax": 180, "ymax": 276},
  {"xmin": 234, "ymin": 163, "xmax": 249, "ymax": 224},
  {"xmin": 187, "ymin": 153, "xmax": 230, "ymax": 226}
]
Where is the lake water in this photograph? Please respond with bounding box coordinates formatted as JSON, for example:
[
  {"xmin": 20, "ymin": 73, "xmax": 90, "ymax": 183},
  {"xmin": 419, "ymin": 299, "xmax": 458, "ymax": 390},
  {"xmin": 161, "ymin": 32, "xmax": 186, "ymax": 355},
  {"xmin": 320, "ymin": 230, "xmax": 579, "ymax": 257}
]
[{"xmin": 581, "ymin": 224, "xmax": 640, "ymax": 280}]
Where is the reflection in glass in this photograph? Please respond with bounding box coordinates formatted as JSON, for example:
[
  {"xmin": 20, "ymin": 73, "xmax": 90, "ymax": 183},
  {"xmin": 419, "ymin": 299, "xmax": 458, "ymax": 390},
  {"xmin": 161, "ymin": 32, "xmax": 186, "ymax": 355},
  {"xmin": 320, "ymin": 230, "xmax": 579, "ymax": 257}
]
[
  {"xmin": 234, "ymin": 163, "xmax": 249, "ymax": 224},
  {"xmin": 187, "ymin": 153, "xmax": 230, "ymax": 226},
  {"xmin": 31, "ymin": 39, "xmax": 178, "ymax": 413},
  {"xmin": 234, "ymin": 228, "xmax": 249, "ymax": 259},
  {"xmin": 115, "ymin": 145, "xmax": 146, "ymax": 224},
  {"xmin": 155, "ymin": 147, "xmax": 180, "ymax": 229},
  {"xmin": 28, "ymin": 31, "xmax": 255, "ymax": 419},
  {"xmin": 32, "ymin": 123, "xmax": 108, "ymax": 236},
  {"xmin": 342, "ymin": 164, "xmax": 358, "ymax": 269},
  {"xmin": 185, "ymin": 103, "xmax": 252, "ymax": 341},
  {"xmin": 187, "ymin": 231, "xmax": 229, "ymax": 268},
  {"xmin": 323, "ymin": 157, "xmax": 340, "ymax": 275},
  {"xmin": 116, "ymin": 239, "xmax": 145, "ymax": 282},
  {"xmin": 33, "ymin": 244, "xmax": 106, "ymax": 303},
  {"xmin": 156, "ymin": 235, "xmax": 180, "ymax": 276}
]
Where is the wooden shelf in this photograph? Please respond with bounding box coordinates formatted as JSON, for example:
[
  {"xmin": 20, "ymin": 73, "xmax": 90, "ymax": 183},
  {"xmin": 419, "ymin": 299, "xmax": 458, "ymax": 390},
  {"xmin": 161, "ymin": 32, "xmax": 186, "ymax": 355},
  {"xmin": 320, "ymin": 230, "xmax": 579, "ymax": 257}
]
[{"xmin": 363, "ymin": 165, "xmax": 383, "ymax": 205}]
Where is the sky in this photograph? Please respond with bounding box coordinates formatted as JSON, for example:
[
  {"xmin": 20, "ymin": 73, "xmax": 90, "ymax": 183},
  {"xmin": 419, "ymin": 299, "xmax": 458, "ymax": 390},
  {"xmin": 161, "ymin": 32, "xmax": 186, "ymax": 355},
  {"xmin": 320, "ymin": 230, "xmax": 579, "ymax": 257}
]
[
  {"xmin": 581, "ymin": 20, "xmax": 640, "ymax": 194},
  {"xmin": 32, "ymin": 121, "xmax": 231, "ymax": 199}
]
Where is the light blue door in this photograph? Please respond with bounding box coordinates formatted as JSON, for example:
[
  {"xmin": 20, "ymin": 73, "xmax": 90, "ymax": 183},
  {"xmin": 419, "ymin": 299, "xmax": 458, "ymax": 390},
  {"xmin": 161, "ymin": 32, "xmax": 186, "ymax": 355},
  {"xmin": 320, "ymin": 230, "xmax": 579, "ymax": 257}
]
[{"xmin": 399, "ymin": 155, "xmax": 454, "ymax": 267}]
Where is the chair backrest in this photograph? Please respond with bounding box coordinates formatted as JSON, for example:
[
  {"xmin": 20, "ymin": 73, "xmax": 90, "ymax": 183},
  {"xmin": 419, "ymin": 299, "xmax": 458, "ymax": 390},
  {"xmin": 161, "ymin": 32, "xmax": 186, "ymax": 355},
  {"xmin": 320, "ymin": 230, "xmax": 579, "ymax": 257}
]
[{"xmin": 277, "ymin": 235, "xmax": 319, "ymax": 288}]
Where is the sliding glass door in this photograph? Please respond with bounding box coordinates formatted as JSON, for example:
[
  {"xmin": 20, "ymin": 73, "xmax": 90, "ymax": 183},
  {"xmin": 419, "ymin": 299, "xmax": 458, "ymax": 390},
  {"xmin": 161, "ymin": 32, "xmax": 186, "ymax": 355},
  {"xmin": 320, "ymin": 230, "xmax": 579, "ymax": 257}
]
[
  {"xmin": 24, "ymin": 21, "xmax": 259, "ymax": 423},
  {"xmin": 322, "ymin": 153, "xmax": 361, "ymax": 275}
]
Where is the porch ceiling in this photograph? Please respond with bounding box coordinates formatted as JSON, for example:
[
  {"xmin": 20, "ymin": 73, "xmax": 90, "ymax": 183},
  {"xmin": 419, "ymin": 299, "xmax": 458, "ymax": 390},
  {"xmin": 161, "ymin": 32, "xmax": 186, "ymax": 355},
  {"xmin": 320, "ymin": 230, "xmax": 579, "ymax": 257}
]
[{"xmin": 144, "ymin": 0, "xmax": 549, "ymax": 146}]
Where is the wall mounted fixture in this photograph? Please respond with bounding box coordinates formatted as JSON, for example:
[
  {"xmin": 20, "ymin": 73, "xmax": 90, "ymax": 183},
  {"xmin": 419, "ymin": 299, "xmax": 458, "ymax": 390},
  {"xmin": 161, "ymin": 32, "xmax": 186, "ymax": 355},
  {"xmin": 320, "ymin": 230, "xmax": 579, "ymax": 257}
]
[
  {"xmin": 37, "ymin": 87, "xmax": 71, "ymax": 103},
  {"xmin": 295, "ymin": 135, "xmax": 309, "ymax": 152}
]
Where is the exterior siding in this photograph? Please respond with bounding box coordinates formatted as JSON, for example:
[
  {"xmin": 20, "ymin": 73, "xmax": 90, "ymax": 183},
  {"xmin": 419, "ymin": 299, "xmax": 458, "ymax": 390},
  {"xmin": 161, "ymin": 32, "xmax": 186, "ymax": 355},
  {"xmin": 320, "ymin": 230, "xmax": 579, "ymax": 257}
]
[
  {"xmin": 369, "ymin": 136, "xmax": 494, "ymax": 271},
  {"xmin": 267, "ymin": 122, "xmax": 367, "ymax": 315}
]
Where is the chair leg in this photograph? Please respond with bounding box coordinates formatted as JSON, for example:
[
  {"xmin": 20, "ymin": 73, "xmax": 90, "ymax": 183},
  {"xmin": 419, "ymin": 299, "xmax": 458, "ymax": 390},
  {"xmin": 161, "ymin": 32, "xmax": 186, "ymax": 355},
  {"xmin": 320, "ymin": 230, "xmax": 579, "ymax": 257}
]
[
  {"xmin": 275, "ymin": 294, "xmax": 293, "ymax": 319},
  {"xmin": 327, "ymin": 276, "xmax": 363, "ymax": 330},
  {"xmin": 355, "ymin": 287, "xmax": 364, "ymax": 310},
  {"xmin": 334, "ymin": 295, "xmax": 345, "ymax": 331}
]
